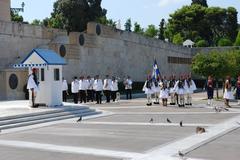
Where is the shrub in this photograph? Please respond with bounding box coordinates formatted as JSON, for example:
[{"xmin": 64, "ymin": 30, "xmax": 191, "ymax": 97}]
[
  {"xmin": 218, "ymin": 38, "xmax": 232, "ymax": 46},
  {"xmin": 196, "ymin": 39, "xmax": 208, "ymax": 47}
]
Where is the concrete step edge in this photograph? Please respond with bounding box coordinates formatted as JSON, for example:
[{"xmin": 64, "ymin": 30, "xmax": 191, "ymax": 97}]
[
  {"xmin": 0, "ymin": 109, "xmax": 96, "ymax": 126},
  {"xmin": 0, "ymin": 111, "xmax": 101, "ymax": 130}
]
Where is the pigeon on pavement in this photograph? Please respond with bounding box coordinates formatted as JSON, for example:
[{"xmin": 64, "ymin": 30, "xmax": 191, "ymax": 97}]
[
  {"xmin": 77, "ymin": 116, "xmax": 82, "ymax": 122},
  {"xmin": 149, "ymin": 118, "xmax": 154, "ymax": 123},
  {"xmin": 167, "ymin": 118, "xmax": 172, "ymax": 123},
  {"xmin": 180, "ymin": 121, "xmax": 183, "ymax": 127},
  {"xmin": 178, "ymin": 151, "xmax": 185, "ymax": 157}
]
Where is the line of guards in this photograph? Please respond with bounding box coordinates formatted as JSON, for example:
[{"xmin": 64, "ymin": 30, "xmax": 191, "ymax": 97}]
[
  {"xmin": 142, "ymin": 74, "xmax": 196, "ymax": 107},
  {"xmin": 142, "ymin": 74, "xmax": 240, "ymax": 108},
  {"xmin": 62, "ymin": 75, "xmax": 133, "ymax": 104}
]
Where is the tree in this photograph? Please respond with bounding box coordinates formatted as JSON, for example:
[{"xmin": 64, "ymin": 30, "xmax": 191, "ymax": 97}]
[
  {"xmin": 168, "ymin": 5, "xmax": 210, "ymax": 44},
  {"xmin": 10, "ymin": 10, "xmax": 23, "ymax": 22},
  {"xmin": 173, "ymin": 33, "xmax": 183, "ymax": 45},
  {"xmin": 49, "ymin": 0, "xmax": 106, "ymax": 32},
  {"xmin": 97, "ymin": 16, "xmax": 116, "ymax": 27},
  {"xmin": 217, "ymin": 38, "xmax": 232, "ymax": 46},
  {"xmin": 31, "ymin": 19, "xmax": 42, "ymax": 26},
  {"xmin": 166, "ymin": 4, "xmax": 238, "ymax": 46},
  {"xmin": 144, "ymin": 25, "xmax": 158, "ymax": 38},
  {"xmin": 225, "ymin": 7, "xmax": 238, "ymax": 42},
  {"xmin": 158, "ymin": 18, "xmax": 165, "ymax": 40},
  {"xmin": 191, "ymin": 0, "xmax": 208, "ymax": 7},
  {"xmin": 196, "ymin": 39, "xmax": 208, "ymax": 47},
  {"xmin": 235, "ymin": 30, "xmax": 240, "ymax": 46},
  {"xmin": 192, "ymin": 50, "xmax": 240, "ymax": 98},
  {"xmin": 133, "ymin": 22, "xmax": 144, "ymax": 34},
  {"xmin": 124, "ymin": 18, "xmax": 132, "ymax": 32}
]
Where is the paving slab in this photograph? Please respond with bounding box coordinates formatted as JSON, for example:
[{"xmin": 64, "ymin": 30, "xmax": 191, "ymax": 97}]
[
  {"xmin": 87, "ymin": 114, "xmax": 239, "ymax": 124},
  {"xmin": 0, "ymin": 146, "xmax": 119, "ymax": 160},
  {"xmin": 0, "ymin": 123, "xmax": 195, "ymax": 153},
  {"xmin": 187, "ymin": 128, "xmax": 240, "ymax": 160},
  {"xmin": 100, "ymin": 106, "xmax": 216, "ymax": 113}
]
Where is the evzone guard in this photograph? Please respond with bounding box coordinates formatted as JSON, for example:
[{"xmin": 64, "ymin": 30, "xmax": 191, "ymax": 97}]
[
  {"xmin": 153, "ymin": 76, "xmax": 161, "ymax": 104},
  {"xmin": 184, "ymin": 74, "xmax": 197, "ymax": 105},
  {"xmin": 174, "ymin": 75, "xmax": 185, "ymax": 107},
  {"xmin": 143, "ymin": 75, "xmax": 154, "ymax": 106},
  {"xmin": 27, "ymin": 68, "xmax": 39, "ymax": 108},
  {"xmin": 168, "ymin": 75, "xmax": 177, "ymax": 105},
  {"xmin": 160, "ymin": 80, "xmax": 169, "ymax": 106}
]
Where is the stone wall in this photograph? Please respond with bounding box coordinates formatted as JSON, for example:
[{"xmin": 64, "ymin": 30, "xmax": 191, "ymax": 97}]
[
  {"xmin": 60, "ymin": 22, "xmax": 193, "ymax": 83},
  {"xmin": 0, "ymin": 0, "xmax": 10, "ymax": 22},
  {"xmin": 0, "ymin": 20, "xmax": 67, "ymax": 69}
]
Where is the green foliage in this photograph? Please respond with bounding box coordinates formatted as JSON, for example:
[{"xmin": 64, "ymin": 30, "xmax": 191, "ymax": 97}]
[
  {"xmin": 49, "ymin": 0, "xmax": 106, "ymax": 32},
  {"xmin": 191, "ymin": 50, "xmax": 240, "ymax": 79},
  {"xmin": 235, "ymin": 30, "xmax": 240, "ymax": 46},
  {"xmin": 97, "ymin": 16, "xmax": 116, "ymax": 27},
  {"xmin": 173, "ymin": 33, "xmax": 183, "ymax": 45},
  {"xmin": 10, "ymin": 11, "xmax": 23, "ymax": 22},
  {"xmin": 124, "ymin": 18, "xmax": 132, "ymax": 32},
  {"xmin": 144, "ymin": 25, "xmax": 158, "ymax": 38},
  {"xmin": 191, "ymin": 0, "xmax": 208, "ymax": 7},
  {"xmin": 133, "ymin": 22, "xmax": 144, "ymax": 34},
  {"xmin": 31, "ymin": 19, "xmax": 42, "ymax": 26},
  {"xmin": 196, "ymin": 39, "xmax": 208, "ymax": 47},
  {"xmin": 217, "ymin": 38, "xmax": 232, "ymax": 46},
  {"xmin": 158, "ymin": 18, "xmax": 165, "ymax": 40},
  {"xmin": 225, "ymin": 7, "xmax": 239, "ymax": 42},
  {"xmin": 166, "ymin": 4, "xmax": 238, "ymax": 46}
]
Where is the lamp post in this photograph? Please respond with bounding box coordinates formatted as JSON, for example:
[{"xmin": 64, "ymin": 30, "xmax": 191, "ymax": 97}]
[{"xmin": 11, "ymin": 2, "xmax": 25, "ymax": 13}]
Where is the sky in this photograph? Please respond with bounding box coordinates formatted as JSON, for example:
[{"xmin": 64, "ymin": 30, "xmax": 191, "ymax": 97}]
[{"xmin": 11, "ymin": 0, "xmax": 240, "ymax": 28}]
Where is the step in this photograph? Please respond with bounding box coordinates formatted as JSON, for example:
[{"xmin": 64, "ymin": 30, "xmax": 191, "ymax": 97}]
[
  {"xmin": 0, "ymin": 111, "xmax": 101, "ymax": 130},
  {"xmin": 0, "ymin": 108, "xmax": 95, "ymax": 126},
  {"xmin": 0, "ymin": 106, "xmax": 89, "ymax": 121}
]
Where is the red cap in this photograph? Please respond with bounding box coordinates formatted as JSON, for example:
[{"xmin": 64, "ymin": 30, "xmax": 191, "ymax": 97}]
[{"xmin": 32, "ymin": 68, "xmax": 37, "ymax": 72}]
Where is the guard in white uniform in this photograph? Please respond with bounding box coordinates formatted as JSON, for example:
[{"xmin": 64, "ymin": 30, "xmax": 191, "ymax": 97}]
[
  {"xmin": 153, "ymin": 77, "xmax": 161, "ymax": 104},
  {"xmin": 27, "ymin": 68, "xmax": 39, "ymax": 107},
  {"xmin": 184, "ymin": 75, "xmax": 196, "ymax": 105},
  {"xmin": 111, "ymin": 76, "xmax": 119, "ymax": 102},
  {"xmin": 160, "ymin": 82, "xmax": 169, "ymax": 106},
  {"xmin": 93, "ymin": 75, "xmax": 103, "ymax": 104},
  {"xmin": 168, "ymin": 75, "xmax": 176, "ymax": 105},
  {"xmin": 62, "ymin": 77, "xmax": 68, "ymax": 102},
  {"xmin": 143, "ymin": 76, "xmax": 154, "ymax": 106},
  {"xmin": 103, "ymin": 75, "xmax": 112, "ymax": 103},
  {"xmin": 79, "ymin": 76, "xmax": 87, "ymax": 103},
  {"xmin": 71, "ymin": 77, "xmax": 79, "ymax": 104},
  {"xmin": 86, "ymin": 76, "xmax": 94, "ymax": 102}
]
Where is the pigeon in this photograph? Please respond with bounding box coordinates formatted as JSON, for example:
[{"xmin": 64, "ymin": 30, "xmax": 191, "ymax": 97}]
[
  {"xmin": 214, "ymin": 106, "xmax": 221, "ymax": 112},
  {"xmin": 196, "ymin": 127, "xmax": 206, "ymax": 134},
  {"xmin": 77, "ymin": 116, "xmax": 82, "ymax": 122},
  {"xmin": 167, "ymin": 118, "xmax": 172, "ymax": 123},
  {"xmin": 180, "ymin": 121, "xmax": 183, "ymax": 127},
  {"xmin": 223, "ymin": 108, "xmax": 229, "ymax": 111},
  {"xmin": 149, "ymin": 118, "xmax": 154, "ymax": 123},
  {"xmin": 178, "ymin": 151, "xmax": 185, "ymax": 157}
]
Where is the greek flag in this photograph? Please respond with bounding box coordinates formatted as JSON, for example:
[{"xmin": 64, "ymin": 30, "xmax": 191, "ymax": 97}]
[{"xmin": 152, "ymin": 59, "xmax": 161, "ymax": 81}]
